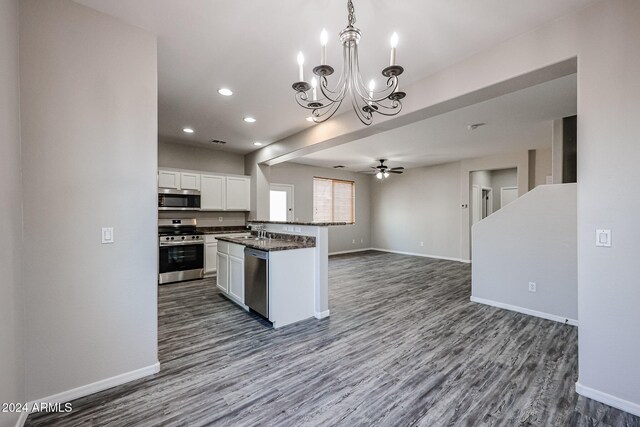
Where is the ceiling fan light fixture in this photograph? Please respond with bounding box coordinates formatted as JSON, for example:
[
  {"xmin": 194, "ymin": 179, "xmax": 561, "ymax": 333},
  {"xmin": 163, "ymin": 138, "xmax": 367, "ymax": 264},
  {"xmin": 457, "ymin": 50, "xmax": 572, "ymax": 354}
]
[
  {"xmin": 376, "ymin": 172, "xmax": 383, "ymax": 179},
  {"xmin": 384, "ymin": 172, "xmax": 389, "ymax": 178}
]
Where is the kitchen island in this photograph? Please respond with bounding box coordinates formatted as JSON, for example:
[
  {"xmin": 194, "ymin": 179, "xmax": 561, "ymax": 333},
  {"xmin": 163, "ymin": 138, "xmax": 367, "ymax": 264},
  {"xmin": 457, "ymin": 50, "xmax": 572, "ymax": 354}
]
[{"xmin": 215, "ymin": 232, "xmax": 316, "ymax": 328}]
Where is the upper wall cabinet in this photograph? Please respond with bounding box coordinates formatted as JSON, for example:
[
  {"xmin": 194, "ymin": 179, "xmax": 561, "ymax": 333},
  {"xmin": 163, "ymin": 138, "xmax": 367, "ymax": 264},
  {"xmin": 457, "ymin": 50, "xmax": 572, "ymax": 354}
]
[
  {"xmin": 180, "ymin": 172, "xmax": 201, "ymax": 191},
  {"xmin": 158, "ymin": 168, "xmax": 251, "ymax": 211},
  {"xmin": 201, "ymin": 174, "xmax": 226, "ymax": 211},
  {"xmin": 225, "ymin": 176, "xmax": 251, "ymax": 211},
  {"xmin": 158, "ymin": 170, "xmax": 181, "ymax": 189}
]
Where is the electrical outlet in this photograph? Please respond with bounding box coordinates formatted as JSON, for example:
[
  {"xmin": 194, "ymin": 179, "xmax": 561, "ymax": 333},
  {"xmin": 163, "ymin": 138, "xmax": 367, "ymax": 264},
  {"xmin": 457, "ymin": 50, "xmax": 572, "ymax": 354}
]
[
  {"xmin": 218, "ymin": 217, "xmax": 223, "ymax": 222},
  {"xmin": 420, "ymin": 241, "xmax": 424, "ymax": 247},
  {"xmin": 360, "ymin": 238, "xmax": 363, "ymax": 243},
  {"xmin": 352, "ymin": 239, "xmax": 356, "ymax": 244},
  {"xmin": 528, "ymin": 282, "xmax": 537, "ymax": 293},
  {"xmin": 101, "ymin": 227, "xmax": 114, "ymax": 244}
]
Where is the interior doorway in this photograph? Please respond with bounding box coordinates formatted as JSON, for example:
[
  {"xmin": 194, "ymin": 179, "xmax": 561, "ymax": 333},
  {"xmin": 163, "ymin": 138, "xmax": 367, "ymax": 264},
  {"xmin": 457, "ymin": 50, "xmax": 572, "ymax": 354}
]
[{"xmin": 269, "ymin": 184, "xmax": 294, "ymax": 222}]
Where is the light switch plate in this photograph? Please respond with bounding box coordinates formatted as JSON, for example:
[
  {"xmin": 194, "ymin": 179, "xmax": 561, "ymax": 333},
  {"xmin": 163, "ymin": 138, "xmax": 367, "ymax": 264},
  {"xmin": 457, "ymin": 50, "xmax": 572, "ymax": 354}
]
[
  {"xmin": 545, "ymin": 175, "xmax": 553, "ymax": 185},
  {"xmin": 102, "ymin": 227, "xmax": 114, "ymax": 244},
  {"xmin": 595, "ymin": 229, "xmax": 611, "ymax": 247}
]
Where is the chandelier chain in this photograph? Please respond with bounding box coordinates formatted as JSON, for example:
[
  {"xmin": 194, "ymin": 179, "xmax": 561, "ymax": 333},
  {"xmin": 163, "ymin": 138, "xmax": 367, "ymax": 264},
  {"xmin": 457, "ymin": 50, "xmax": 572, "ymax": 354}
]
[{"xmin": 347, "ymin": 0, "xmax": 356, "ymax": 27}]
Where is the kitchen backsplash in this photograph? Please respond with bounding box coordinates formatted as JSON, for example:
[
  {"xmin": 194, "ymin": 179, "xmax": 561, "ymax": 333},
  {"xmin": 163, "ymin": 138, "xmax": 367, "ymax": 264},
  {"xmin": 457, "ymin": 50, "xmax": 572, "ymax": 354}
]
[{"xmin": 158, "ymin": 211, "xmax": 246, "ymax": 227}]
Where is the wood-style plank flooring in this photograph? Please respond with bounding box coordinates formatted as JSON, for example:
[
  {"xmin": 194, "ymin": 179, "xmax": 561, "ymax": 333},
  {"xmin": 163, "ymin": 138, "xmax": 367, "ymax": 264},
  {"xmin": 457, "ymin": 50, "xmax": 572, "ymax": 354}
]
[{"xmin": 27, "ymin": 251, "xmax": 639, "ymax": 426}]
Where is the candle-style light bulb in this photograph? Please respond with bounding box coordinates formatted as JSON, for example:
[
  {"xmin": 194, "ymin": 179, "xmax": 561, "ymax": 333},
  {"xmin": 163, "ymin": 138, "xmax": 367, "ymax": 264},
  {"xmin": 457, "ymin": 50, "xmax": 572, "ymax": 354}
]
[
  {"xmin": 376, "ymin": 172, "xmax": 383, "ymax": 179},
  {"xmin": 390, "ymin": 32, "xmax": 399, "ymax": 66},
  {"xmin": 368, "ymin": 79, "xmax": 376, "ymax": 99},
  {"xmin": 320, "ymin": 29, "xmax": 328, "ymax": 65},
  {"xmin": 297, "ymin": 52, "xmax": 305, "ymax": 82},
  {"xmin": 311, "ymin": 77, "xmax": 318, "ymax": 101}
]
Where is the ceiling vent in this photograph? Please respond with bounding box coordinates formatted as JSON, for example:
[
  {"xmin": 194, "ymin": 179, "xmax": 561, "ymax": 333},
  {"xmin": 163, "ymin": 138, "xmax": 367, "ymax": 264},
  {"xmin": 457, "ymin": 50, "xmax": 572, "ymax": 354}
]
[
  {"xmin": 210, "ymin": 139, "xmax": 227, "ymax": 145},
  {"xmin": 333, "ymin": 165, "xmax": 345, "ymax": 169}
]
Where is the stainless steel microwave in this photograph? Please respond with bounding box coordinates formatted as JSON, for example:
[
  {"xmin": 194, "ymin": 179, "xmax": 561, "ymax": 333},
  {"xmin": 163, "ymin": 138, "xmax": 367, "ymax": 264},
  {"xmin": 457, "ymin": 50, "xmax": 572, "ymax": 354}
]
[{"xmin": 158, "ymin": 188, "xmax": 201, "ymax": 210}]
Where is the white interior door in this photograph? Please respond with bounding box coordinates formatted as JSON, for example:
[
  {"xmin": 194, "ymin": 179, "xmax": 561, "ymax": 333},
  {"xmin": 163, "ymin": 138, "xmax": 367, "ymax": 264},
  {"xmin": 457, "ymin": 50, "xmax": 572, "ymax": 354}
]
[
  {"xmin": 270, "ymin": 184, "xmax": 294, "ymax": 222},
  {"xmin": 501, "ymin": 187, "xmax": 518, "ymax": 208}
]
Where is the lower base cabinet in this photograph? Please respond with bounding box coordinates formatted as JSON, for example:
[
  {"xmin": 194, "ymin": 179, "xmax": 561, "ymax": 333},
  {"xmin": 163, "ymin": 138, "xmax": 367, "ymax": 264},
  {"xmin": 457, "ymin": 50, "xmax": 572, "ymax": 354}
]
[{"xmin": 216, "ymin": 241, "xmax": 245, "ymax": 306}]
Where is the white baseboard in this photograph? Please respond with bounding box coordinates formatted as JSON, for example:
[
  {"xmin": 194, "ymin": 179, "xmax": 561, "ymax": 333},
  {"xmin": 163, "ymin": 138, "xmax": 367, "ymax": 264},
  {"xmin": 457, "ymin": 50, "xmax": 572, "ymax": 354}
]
[
  {"xmin": 371, "ymin": 248, "xmax": 470, "ymax": 263},
  {"xmin": 329, "ymin": 248, "xmax": 373, "ymax": 256},
  {"xmin": 315, "ymin": 310, "xmax": 330, "ymax": 319},
  {"xmin": 576, "ymin": 382, "xmax": 640, "ymax": 417},
  {"xmin": 25, "ymin": 361, "xmax": 160, "ymax": 418},
  {"xmin": 14, "ymin": 411, "xmax": 28, "ymax": 427},
  {"xmin": 470, "ymin": 296, "xmax": 578, "ymax": 326}
]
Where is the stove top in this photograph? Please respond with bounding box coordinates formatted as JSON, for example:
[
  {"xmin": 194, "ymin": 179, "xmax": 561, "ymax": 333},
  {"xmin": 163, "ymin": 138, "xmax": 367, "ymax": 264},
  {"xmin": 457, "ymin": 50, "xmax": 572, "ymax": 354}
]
[{"xmin": 158, "ymin": 230, "xmax": 204, "ymax": 236}]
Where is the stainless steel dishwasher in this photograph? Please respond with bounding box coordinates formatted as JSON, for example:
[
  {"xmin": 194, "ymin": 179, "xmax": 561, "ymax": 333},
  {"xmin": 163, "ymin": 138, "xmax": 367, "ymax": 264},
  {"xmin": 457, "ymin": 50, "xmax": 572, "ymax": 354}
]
[{"xmin": 244, "ymin": 248, "xmax": 269, "ymax": 319}]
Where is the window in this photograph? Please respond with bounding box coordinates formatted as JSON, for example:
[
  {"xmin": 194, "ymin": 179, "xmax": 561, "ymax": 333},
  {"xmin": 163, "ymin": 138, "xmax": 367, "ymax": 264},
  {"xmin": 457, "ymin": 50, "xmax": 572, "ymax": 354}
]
[{"xmin": 313, "ymin": 177, "xmax": 355, "ymax": 223}]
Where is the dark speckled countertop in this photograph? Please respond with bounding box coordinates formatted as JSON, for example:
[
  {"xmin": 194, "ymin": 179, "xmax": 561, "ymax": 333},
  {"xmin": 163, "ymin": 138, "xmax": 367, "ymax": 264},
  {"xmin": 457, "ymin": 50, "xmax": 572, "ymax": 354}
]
[
  {"xmin": 216, "ymin": 232, "xmax": 316, "ymax": 252},
  {"xmin": 247, "ymin": 220, "xmax": 349, "ymax": 226}
]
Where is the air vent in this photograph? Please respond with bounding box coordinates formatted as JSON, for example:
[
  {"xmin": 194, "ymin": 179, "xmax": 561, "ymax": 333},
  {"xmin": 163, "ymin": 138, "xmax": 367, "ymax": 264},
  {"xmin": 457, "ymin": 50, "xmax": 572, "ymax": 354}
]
[
  {"xmin": 333, "ymin": 165, "xmax": 345, "ymax": 169},
  {"xmin": 210, "ymin": 139, "xmax": 227, "ymax": 145}
]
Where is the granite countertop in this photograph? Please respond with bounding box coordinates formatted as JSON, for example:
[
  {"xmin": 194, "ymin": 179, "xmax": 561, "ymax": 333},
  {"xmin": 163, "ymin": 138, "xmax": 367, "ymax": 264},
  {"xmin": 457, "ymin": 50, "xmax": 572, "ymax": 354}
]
[
  {"xmin": 247, "ymin": 220, "xmax": 349, "ymax": 226},
  {"xmin": 216, "ymin": 232, "xmax": 316, "ymax": 252},
  {"xmin": 197, "ymin": 226, "xmax": 250, "ymax": 235}
]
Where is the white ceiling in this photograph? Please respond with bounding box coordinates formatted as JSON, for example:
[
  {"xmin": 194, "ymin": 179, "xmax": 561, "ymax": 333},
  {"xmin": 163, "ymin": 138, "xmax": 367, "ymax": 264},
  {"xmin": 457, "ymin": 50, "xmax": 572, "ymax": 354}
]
[
  {"xmin": 291, "ymin": 74, "xmax": 577, "ymax": 171},
  {"xmin": 74, "ymin": 0, "xmax": 592, "ymax": 154}
]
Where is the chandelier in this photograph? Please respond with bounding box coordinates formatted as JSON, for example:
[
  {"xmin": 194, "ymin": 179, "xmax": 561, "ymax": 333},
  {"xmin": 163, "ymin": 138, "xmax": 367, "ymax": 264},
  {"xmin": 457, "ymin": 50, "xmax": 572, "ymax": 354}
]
[{"xmin": 292, "ymin": 0, "xmax": 406, "ymax": 126}]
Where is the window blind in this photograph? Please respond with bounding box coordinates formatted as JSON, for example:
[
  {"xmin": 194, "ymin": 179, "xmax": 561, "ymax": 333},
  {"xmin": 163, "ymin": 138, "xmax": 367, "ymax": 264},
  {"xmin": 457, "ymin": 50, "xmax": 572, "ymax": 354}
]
[{"xmin": 313, "ymin": 177, "xmax": 355, "ymax": 223}]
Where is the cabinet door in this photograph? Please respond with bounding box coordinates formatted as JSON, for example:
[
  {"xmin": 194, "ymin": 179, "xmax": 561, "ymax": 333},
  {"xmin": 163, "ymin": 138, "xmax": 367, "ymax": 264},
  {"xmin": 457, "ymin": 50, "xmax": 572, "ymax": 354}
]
[
  {"xmin": 180, "ymin": 172, "xmax": 201, "ymax": 191},
  {"xmin": 158, "ymin": 170, "xmax": 181, "ymax": 189},
  {"xmin": 229, "ymin": 255, "xmax": 244, "ymax": 303},
  {"xmin": 205, "ymin": 242, "xmax": 218, "ymax": 274},
  {"xmin": 216, "ymin": 252, "xmax": 229, "ymax": 293},
  {"xmin": 226, "ymin": 177, "xmax": 250, "ymax": 210},
  {"xmin": 201, "ymin": 174, "xmax": 226, "ymax": 211}
]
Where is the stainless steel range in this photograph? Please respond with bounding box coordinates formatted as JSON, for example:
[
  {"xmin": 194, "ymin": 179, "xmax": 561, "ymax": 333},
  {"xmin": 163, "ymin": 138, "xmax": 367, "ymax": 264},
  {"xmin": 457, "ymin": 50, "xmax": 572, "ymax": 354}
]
[{"xmin": 158, "ymin": 218, "xmax": 204, "ymax": 285}]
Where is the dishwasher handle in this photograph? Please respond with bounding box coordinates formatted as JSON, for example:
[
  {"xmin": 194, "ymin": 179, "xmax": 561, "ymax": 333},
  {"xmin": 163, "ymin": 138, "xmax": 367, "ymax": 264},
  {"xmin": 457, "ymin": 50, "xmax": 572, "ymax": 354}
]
[{"xmin": 245, "ymin": 248, "xmax": 269, "ymax": 259}]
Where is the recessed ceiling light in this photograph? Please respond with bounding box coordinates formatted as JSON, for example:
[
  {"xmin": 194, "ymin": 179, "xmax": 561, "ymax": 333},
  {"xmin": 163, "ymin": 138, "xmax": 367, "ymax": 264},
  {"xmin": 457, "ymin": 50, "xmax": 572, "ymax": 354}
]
[
  {"xmin": 243, "ymin": 117, "xmax": 256, "ymax": 123},
  {"xmin": 306, "ymin": 116, "xmax": 314, "ymax": 122},
  {"xmin": 183, "ymin": 128, "xmax": 194, "ymax": 133},
  {"xmin": 218, "ymin": 88, "xmax": 233, "ymax": 96},
  {"xmin": 253, "ymin": 142, "xmax": 263, "ymax": 146}
]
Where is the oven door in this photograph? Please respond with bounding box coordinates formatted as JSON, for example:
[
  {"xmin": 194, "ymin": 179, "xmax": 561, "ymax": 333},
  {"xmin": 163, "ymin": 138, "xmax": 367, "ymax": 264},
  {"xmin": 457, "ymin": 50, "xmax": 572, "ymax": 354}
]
[
  {"xmin": 159, "ymin": 242, "xmax": 204, "ymax": 284},
  {"xmin": 158, "ymin": 189, "xmax": 201, "ymax": 210}
]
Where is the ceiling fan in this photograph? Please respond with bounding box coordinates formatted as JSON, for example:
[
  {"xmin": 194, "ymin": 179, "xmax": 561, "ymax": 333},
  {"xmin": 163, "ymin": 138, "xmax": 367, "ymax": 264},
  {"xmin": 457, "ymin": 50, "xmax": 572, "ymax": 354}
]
[{"xmin": 359, "ymin": 159, "xmax": 404, "ymax": 179}]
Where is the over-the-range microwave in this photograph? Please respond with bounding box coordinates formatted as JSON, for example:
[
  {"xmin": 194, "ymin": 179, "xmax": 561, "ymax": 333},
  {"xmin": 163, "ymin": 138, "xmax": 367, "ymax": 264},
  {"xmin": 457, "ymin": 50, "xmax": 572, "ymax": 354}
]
[{"xmin": 158, "ymin": 188, "xmax": 201, "ymax": 210}]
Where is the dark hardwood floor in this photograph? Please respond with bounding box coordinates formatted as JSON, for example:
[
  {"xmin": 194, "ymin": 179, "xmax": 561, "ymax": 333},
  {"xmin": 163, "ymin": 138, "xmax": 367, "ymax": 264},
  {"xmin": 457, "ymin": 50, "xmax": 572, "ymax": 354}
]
[{"xmin": 27, "ymin": 251, "xmax": 639, "ymax": 426}]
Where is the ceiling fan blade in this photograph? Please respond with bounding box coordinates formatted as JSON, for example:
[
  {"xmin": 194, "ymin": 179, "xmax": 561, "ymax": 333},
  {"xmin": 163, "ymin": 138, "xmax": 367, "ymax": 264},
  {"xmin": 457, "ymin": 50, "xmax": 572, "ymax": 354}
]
[
  {"xmin": 388, "ymin": 170, "xmax": 403, "ymax": 174},
  {"xmin": 390, "ymin": 167, "xmax": 404, "ymax": 171},
  {"xmin": 370, "ymin": 166, "xmax": 379, "ymax": 169},
  {"xmin": 357, "ymin": 170, "xmax": 377, "ymax": 174}
]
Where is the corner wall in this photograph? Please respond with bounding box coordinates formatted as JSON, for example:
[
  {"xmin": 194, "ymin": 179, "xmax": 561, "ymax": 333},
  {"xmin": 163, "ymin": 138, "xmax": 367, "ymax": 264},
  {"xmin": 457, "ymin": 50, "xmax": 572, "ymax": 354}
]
[
  {"xmin": 472, "ymin": 184, "xmax": 577, "ymax": 323},
  {"xmin": 0, "ymin": 0, "xmax": 24, "ymax": 425},
  {"xmin": 20, "ymin": 0, "xmax": 159, "ymax": 401}
]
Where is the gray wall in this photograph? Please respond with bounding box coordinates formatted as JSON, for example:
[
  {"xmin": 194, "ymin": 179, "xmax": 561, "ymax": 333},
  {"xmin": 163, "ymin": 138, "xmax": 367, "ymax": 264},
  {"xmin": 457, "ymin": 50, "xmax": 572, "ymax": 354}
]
[
  {"xmin": 158, "ymin": 139, "xmax": 245, "ymax": 175},
  {"xmin": 20, "ymin": 0, "xmax": 158, "ymax": 401},
  {"xmin": 0, "ymin": 0, "xmax": 24, "ymax": 425},
  {"xmin": 371, "ymin": 162, "xmax": 462, "ymax": 260},
  {"xmin": 270, "ymin": 162, "xmax": 371, "ymax": 254},
  {"xmin": 472, "ymin": 184, "xmax": 577, "ymax": 322}
]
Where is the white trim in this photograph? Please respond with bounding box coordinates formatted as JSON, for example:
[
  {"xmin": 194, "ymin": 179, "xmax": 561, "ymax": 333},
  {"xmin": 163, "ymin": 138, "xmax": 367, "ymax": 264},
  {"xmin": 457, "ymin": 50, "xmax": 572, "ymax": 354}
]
[
  {"xmin": 14, "ymin": 411, "xmax": 28, "ymax": 427},
  {"xmin": 329, "ymin": 248, "xmax": 373, "ymax": 256},
  {"xmin": 371, "ymin": 248, "xmax": 470, "ymax": 264},
  {"xmin": 26, "ymin": 362, "xmax": 160, "ymax": 415},
  {"xmin": 576, "ymin": 382, "xmax": 640, "ymax": 417},
  {"xmin": 315, "ymin": 310, "xmax": 330, "ymax": 319},
  {"xmin": 470, "ymin": 296, "xmax": 578, "ymax": 326}
]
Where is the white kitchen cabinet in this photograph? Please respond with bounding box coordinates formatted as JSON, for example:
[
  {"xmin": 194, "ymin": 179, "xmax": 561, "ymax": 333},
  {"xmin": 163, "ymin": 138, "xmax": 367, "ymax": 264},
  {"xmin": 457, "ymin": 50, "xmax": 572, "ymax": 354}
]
[
  {"xmin": 229, "ymin": 255, "xmax": 244, "ymax": 303},
  {"xmin": 158, "ymin": 170, "xmax": 181, "ymax": 189},
  {"xmin": 180, "ymin": 172, "xmax": 201, "ymax": 191},
  {"xmin": 216, "ymin": 251, "xmax": 229, "ymax": 293},
  {"xmin": 225, "ymin": 176, "xmax": 250, "ymax": 211},
  {"xmin": 201, "ymin": 174, "xmax": 226, "ymax": 210},
  {"xmin": 205, "ymin": 242, "xmax": 218, "ymax": 275}
]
